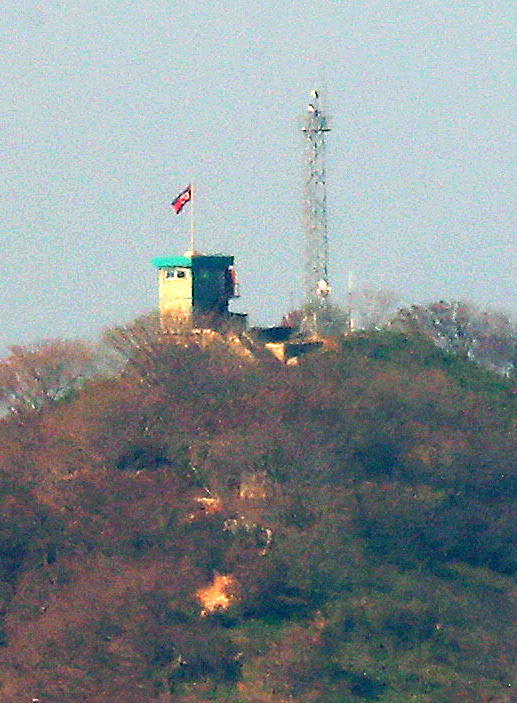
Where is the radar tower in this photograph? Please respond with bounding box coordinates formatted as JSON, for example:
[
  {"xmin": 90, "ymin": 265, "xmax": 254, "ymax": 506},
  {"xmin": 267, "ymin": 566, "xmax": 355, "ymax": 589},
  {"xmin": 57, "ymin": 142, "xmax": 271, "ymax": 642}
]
[{"xmin": 301, "ymin": 89, "xmax": 331, "ymax": 335}]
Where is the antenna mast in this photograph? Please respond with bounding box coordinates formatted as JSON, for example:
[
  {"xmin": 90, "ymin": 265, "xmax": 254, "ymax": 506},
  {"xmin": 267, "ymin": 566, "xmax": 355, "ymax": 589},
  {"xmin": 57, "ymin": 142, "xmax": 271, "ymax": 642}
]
[{"xmin": 301, "ymin": 89, "xmax": 331, "ymax": 335}]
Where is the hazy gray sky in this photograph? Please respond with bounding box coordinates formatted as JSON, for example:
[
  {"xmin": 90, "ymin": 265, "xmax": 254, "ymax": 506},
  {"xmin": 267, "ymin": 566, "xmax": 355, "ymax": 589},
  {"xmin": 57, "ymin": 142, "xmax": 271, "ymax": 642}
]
[{"xmin": 1, "ymin": 0, "xmax": 516, "ymax": 351}]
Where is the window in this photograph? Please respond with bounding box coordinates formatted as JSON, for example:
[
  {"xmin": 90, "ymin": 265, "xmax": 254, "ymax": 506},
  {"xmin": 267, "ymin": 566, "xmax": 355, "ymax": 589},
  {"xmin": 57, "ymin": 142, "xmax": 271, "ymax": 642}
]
[{"xmin": 165, "ymin": 268, "xmax": 188, "ymax": 279}]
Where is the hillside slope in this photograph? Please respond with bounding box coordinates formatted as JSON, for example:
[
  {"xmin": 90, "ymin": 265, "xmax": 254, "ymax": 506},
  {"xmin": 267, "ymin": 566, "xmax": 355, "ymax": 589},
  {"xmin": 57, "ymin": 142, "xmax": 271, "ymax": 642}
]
[{"xmin": 0, "ymin": 325, "xmax": 516, "ymax": 703}]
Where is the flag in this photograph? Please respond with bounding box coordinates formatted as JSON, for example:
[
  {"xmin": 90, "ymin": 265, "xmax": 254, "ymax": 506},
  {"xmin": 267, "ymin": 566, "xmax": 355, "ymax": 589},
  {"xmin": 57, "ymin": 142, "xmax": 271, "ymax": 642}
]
[{"xmin": 171, "ymin": 184, "xmax": 192, "ymax": 214}]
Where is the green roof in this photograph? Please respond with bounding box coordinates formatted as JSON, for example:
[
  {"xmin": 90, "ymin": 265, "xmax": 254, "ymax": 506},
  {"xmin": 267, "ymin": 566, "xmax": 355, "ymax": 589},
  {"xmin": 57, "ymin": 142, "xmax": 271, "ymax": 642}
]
[
  {"xmin": 152, "ymin": 254, "xmax": 234, "ymax": 269},
  {"xmin": 152, "ymin": 255, "xmax": 192, "ymax": 268}
]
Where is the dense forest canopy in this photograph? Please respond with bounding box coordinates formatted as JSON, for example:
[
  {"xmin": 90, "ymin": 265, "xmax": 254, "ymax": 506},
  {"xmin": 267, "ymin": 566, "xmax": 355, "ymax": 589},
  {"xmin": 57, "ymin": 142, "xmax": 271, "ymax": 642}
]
[{"xmin": 0, "ymin": 311, "xmax": 516, "ymax": 702}]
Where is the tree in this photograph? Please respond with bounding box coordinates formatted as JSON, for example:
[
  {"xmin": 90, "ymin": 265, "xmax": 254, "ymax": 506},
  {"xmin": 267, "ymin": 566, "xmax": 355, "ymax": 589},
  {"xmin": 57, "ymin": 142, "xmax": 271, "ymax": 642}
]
[
  {"xmin": 391, "ymin": 301, "xmax": 517, "ymax": 374},
  {"xmin": 0, "ymin": 340, "xmax": 98, "ymax": 414},
  {"xmin": 281, "ymin": 302, "xmax": 349, "ymax": 335},
  {"xmin": 349, "ymin": 285, "xmax": 398, "ymax": 330}
]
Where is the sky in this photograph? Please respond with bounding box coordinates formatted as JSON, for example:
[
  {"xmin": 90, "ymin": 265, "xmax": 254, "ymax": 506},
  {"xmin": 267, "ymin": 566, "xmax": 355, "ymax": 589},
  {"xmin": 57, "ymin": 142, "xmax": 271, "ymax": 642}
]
[{"xmin": 1, "ymin": 0, "xmax": 516, "ymax": 352}]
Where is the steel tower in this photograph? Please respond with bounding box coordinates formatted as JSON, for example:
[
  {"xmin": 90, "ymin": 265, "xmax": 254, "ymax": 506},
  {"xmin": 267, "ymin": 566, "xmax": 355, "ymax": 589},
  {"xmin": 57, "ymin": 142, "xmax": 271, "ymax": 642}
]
[{"xmin": 301, "ymin": 89, "xmax": 331, "ymax": 335}]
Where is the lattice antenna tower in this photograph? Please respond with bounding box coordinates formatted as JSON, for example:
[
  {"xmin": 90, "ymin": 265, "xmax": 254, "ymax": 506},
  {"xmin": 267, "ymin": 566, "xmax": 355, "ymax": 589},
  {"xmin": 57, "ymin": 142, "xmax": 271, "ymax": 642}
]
[{"xmin": 301, "ymin": 88, "xmax": 331, "ymax": 334}]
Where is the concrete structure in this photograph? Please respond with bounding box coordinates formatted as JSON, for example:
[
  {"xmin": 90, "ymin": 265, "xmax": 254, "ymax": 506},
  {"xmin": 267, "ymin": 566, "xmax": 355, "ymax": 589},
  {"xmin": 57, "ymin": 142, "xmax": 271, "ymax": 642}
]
[{"xmin": 152, "ymin": 250, "xmax": 245, "ymax": 331}]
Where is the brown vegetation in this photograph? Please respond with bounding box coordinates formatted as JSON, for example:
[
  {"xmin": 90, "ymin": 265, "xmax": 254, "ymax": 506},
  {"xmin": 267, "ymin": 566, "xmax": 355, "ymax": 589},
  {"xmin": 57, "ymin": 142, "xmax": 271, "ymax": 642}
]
[{"xmin": 0, "ymin": 321, "xmax": 516, "ymax": 701}]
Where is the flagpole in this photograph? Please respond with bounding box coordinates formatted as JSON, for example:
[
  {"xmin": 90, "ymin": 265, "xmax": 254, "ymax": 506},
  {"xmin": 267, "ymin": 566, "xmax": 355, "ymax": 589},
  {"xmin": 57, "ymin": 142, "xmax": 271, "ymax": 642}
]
[{"xmin": 189, "ymin": 181, "xmax": 195, "ymax": 251}]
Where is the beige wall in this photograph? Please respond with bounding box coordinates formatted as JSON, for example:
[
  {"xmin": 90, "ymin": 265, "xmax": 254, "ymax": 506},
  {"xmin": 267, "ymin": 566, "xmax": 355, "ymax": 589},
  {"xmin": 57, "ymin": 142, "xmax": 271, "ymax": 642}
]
[{"xmin": 158, "ymin": 267, "xmax": 192, "ymax": 316}]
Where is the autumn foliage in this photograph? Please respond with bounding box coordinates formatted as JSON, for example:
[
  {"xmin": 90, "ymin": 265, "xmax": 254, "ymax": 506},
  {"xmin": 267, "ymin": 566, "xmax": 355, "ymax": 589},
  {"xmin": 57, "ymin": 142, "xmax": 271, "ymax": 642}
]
[{"xmin": 0, "ymin": 321, "xmax": 516, "ymax": 702}]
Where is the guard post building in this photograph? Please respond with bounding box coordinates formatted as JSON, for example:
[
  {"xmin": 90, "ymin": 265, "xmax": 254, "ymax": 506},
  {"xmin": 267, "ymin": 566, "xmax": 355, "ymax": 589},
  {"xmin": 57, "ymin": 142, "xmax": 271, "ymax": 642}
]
[{"xmin": 152, "ymin": 250, "xmax": 245, "ymax": 331}]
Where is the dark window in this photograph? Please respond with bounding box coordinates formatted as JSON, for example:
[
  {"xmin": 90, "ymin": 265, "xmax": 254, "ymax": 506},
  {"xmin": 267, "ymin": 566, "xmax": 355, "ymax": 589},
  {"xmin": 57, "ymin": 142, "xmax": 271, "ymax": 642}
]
[{"xmin": 165, "ymin": 268, "xmax": 188, "ymax": 279}]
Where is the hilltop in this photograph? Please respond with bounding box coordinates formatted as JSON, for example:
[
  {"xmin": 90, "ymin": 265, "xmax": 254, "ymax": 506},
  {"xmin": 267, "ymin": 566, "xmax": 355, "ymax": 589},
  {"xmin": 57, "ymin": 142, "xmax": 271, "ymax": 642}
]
[{"xmin": 0, "ymin": 321, "xmax": 516, "ymax": 702}]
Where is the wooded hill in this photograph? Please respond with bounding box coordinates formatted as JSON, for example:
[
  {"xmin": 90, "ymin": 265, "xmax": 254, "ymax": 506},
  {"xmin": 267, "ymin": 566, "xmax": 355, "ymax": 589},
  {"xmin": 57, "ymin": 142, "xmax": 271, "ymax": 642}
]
[{"xmin": 0, "ymin": 320, "xmax": 516, "ymax": 703}]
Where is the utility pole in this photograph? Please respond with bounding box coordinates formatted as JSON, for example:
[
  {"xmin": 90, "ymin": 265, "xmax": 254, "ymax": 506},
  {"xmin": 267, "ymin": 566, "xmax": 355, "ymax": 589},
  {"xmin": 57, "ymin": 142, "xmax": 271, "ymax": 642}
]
[{"xmin": 301, "ymin": 89, "xmax": 331, "ymax": 336}]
